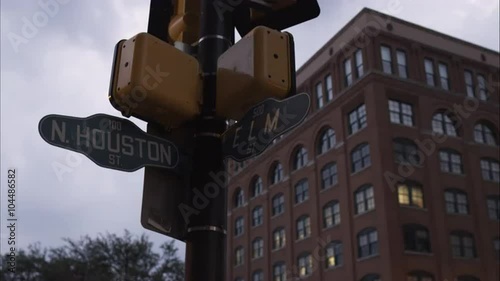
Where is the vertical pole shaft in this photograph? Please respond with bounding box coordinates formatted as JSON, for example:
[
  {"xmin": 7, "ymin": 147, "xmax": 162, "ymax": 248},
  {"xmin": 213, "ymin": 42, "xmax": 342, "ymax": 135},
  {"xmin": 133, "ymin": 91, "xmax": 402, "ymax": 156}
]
[{"xmin": 185, "ymin": 1, "xmax": 233, "ymax": 281}]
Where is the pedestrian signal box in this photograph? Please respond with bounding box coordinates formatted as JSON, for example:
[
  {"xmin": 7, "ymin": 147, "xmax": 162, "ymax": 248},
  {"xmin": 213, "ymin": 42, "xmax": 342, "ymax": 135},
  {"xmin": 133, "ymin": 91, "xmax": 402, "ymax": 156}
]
[
  {"xmin": 216, "ymin": 26, "xmax": 296, "ymax": 121},
  {"xmin": 109, "ymin": 32, "xmax": 202, "ymax": 129}
]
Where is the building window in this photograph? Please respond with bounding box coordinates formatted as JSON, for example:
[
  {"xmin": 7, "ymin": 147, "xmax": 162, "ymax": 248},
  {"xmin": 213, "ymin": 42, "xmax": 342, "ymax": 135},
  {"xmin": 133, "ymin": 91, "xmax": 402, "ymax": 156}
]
[
  {"xmin": 317, "ymin": 128, "xmax": 336, "ymax": 154},
  {"xmin": 234, "ymin": 188, "xmax": 244, "ymax": 208},
  {"xmin": 271, "ymin": 162, "xmax": 284, "ymax": 184},
  {"xmin": 325, "ymin": 74, "xmax": 333, "ymax": 101},
  {"xmin": 494, "ymin": 238, "xmax": 500, "ymax": 259},
  {"xmin": 424, "ymin": 58, "xmax": 435, "ymax": 86},
  {"xmin": 321, "ymin": 162, "xmax": 338, "ymax": 190},
  {"xmin": 252, "ymin": 206, "xmax": 263, "ymax": 227},
  {"xmin": 293, "ymin": 146, "xmax": 308, "ymax": 170},
  {"xmin": 407, "ymin": 271, "xmax": 434, "ymax": 281},
  {"xmin": 388, "ymin": 99, "xmax": 414, "ymax": 126},
  {"xmin": 355, "ymin": 185, "xmax": 375, "ymax": 214},
  {"xmin": 398, "ymin": 182, "xmax": 424, "ymax": 208},
  {"xmin": 348, "ymin": 104, "xmax": 367, "ymax": 134},
  {"xmin": 344, "ymin": 58, "xmax": 353, "ymax": 86},
  {"xmin": 355, "ymin": 49, "xmax": 364, "ymax": 77},
  {"xmin": 294, "ymin": 179, "xmax": 309, "ymax": 204},
  {"xmin": 351, "ymin": 143, "xmax": 371, "ymax": 173},
  {"xmin": 235, "ymin": 217, "xmax": 244, "ymax": 236},
  {"xmin": 252, "ymin": 238, "xmax": 264, "ymax": 259},
  {"xmin": 323, "ymin": 201, "xmax": 340, "ymax": 228},
  {"xmin": 432, "ymin": 112, "xmax": 458, "ymax": 136},
  {"xmin": 273, "ymin": 228, "xmax": 286, "ymax": 250},
  {"xmin": 361, "ymin": 274, "xmax": 381, "ymax": 281},
  {"xmin": 273, "ymin": 262, "xmax": 286, "ymax": 281},
  {"xmin": 403, "ymin": 224, "xmax": 431, "ymax": 253},
  {"xmin": 396, "ymin": 49, "xmax": 408, "ymax": 78},
  {"xmin": 487, "ymin": 196, "xmax": 500, "ymax": 220},
  {"xmin": 325, "ymin": 241, "xmax": 343, "ymax": 268},
  {"xmin": 272, "ymin": 193, "xmax": 285, "ymax": 216},
  {"xmin": 438, "ymin": 63, "xmax": 450, "ymax": 90},
  {"xmin": 439, "ymin": 149, "xmax": 463, "ymax": 174},
  {"xmin": 393, "ymin": 138, "xmax": 420, "ymax": 165},
  {"xmin": 444, "ymin": 189, "xmax": 469, "ymax": 215},
  {"xmin": 315, "ymin": 82, "xmax": 324, "ymax": 109},
  {"xmin": 450, "ymin": 231, "xmax": 476, "ymax": 259},
  {"xmin": 235, "ymin": 247, "xmax": 244, "ymax": 266},
  {"xmin": 358, "ymin": 228, "xmax": 378, "ymax": 258},
  {"xmin": 464, "ymin": 70, "xmax": 475, "ymax": 97},
  {"xmin": 297, "ymin": 253, "xmax": 313, "ymax": 277},
  {"xmin": 480, "ymin": 158, "xmax": 499, "ymax": 182},
  {"xmin": 251, "ymin": 176, "xmax": 263, "ymax": 197},
  {"xmin": 296, "ymin": 216, "xmax": 311, "ymax": 240},
  {"xmin": 477, "ymin": 74, "xmax": 488, "ymax": 101},
  {"xmin": 381, "ymin": 45, "xmax": 393, "ymax": 74},
  {"xmin": 252, "ymin": 270, "xmax": 264, "ymax": 281},
  {"xmin": 474, "ymin": 122, "xmax": 497, "ymax": 145}
]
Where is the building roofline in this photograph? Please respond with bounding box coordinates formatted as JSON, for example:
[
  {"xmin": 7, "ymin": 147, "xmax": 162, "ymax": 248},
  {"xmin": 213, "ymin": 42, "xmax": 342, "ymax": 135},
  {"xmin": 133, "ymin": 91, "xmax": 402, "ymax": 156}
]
[{"xmin": 297, "ymin": 7, "xmax": 500, "ymax": 75}]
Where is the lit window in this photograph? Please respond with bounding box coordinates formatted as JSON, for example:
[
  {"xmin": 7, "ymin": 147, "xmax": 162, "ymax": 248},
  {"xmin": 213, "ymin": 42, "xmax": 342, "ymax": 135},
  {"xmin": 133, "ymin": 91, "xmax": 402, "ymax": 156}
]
[
  {"xmin": 358, "ymin": 228, "xmax": 378, "ymax": 258},
  {"xmin": 398, "ymin": 182, "xmax": 424, "ymax": 208},
  {"xmin": 396, "ymin": 50, "xmax": 408, "ymax": 78},
  {"xmin": 480, "ymin": 158, "xmax": 499, "ymax": 182},
  {"xmin": 438, "ymin": 63, "xmax": 450, "ymax": 90},
  {"xmin": 297, "ymin": 253, "xmax": 313, "ymax": 277},
  {"xmin": 381, "ymin": 45, "xmax": 393, "ymax": 74},
  {"xmin": 323, "ymin": 201, "xmax": 340, "ymax": 228},
  {"xmin": 235, "ymin": 247, "xmax": 244, "ymax": 266},
  {"xmin": 272, "ymin": 193, "xmax": 285, "ymax": 216},
  {"xmin": 444, "ymin": 189, "xmax": 469, "ymax": 215},
  {"xmin": 348, "ymin": 104, "xmax": 367, "ymax": 134},
  {"xmin": 388, "ymin": 100, "xmax": 414, "ymax": 126},
  {"xmin": 252, "ymin": 238, "xmax": 264, "ymax": 259},
  {"xmin": 273, "ymin": 228, "xmax": 286, "ymax": 250},
  {"xmin": 450, "ymin": 231, "xmax": 476, "ymax": 259},
  {"xmin": 403, "ymin": 224, "xmax": 431, "ymax": 253},
  {"xmin": 351, "ymin": 143, "xmax": 371, "ymax": 173},
  {"xmin": 318, "ymin": 128, "xmax": 336, "ymax": 154},
  {"xmin": 424, "ymin": 59, "xmax": 435, "ymax": 86},
  {"xmin": 439, "ymin": 149, "xmax": 463, "ymax": 174},
  {"xmin": 325, "ymin": 241, "xmax": 343, "ymax": 268},
  {"xmin": 252, "ymin": 206, "xmax": 263, "ymax": 227},
  {"xmin": 355, "ymin": 185, "xmax": 375, "ymax": 214}
]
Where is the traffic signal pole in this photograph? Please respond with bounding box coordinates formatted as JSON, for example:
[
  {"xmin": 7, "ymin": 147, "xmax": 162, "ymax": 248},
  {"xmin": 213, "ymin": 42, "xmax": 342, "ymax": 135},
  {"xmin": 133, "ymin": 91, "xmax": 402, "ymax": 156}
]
[{"xmin": 185, "ymin": 1, "xmax": 233, "ymax": 281}]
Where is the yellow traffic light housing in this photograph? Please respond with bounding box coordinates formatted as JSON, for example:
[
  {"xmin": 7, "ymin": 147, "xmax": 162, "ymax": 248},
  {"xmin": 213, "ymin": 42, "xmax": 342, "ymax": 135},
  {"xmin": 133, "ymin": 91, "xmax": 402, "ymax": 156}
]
[
  {"xmin": 216, "ymin": 26, "xmax": 296, "ymax": 120},
  {"xmin": 168, "ymin": 0, "xmax": 200, "ymax": 44},
  {"xmin": 109, "ymin": 32, "xmax": 202, "ymax": 129}
]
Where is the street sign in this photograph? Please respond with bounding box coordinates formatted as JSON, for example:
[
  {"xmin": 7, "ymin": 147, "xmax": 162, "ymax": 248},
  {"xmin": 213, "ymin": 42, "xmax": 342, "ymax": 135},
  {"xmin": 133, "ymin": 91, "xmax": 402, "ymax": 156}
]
[
  {"xmin": 38, "ymin": 113, "xmax": 181, "ymax": 172},
  {"xmin": 222, "ymin": 93, "xmax": 310, "ymax": 161}
]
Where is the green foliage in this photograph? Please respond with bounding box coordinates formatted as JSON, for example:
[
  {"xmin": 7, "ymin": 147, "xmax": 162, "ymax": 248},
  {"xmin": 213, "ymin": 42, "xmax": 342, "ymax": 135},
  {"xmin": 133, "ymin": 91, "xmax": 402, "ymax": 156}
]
[{"xmin": 0, "ymin": 230, "xmax": 184, "ymax": 281}]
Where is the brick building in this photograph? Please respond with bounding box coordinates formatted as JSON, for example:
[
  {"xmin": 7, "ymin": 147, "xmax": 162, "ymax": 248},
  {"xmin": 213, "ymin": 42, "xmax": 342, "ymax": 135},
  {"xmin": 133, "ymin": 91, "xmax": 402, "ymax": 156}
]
[{"xmin": 226, "ymin": 8, "xmax": 499, "ymax": 281}]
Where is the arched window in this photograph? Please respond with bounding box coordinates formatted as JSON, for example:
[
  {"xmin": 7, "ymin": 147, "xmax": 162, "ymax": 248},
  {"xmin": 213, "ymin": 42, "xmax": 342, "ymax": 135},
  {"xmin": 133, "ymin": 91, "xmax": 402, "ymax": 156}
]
[
  {"xmin": 474, "ymin": 121, "xmax": 497, "ymax": 145},
  {"xmin": 292, "ymin": 146, "xmax": 308, "ymax": 170},
  {"xmin": 351, "ymin": 143, "xmax": 371, "ymax": 173},
  {"xmin": 403, "ymin": 224, "xmax": 431, "ymax": 253},
  {"xmin": 317, "ymin": 128, "xmax": 336, "ymax": 154},
  {"xmin": 233, "ymin": 188, "xmax": 244, "ymax": 208},
  {"xmin": 393, "ymin": 138, "xmax": 421, "ymax": 164},
  {"xmin": 251, "ymin": 176, "xmax": 263, "ymax": 197},
  {"xmin": 357, "ymin": 228, "xmax": 378, "ymax": 258},
  {"xmin": 360, "ymin": 274, "xmax": 381, "ymax": 281},
  {"xmin": 251, "ymin": 238, "xmax": 264, "ymax": 259},
  {"xmin": 270, "ymin": 162, "xmax": 284, "ymax": 184},
  {"xmin": 407, "ymin": 271, "xmax": 434, "ymax": 281},
  {"xmin": 432, "ymin": 112, "xmax": 458, "ymax": 136},
  {"xmin": 273, "ymin": 262, "xmax": 286, "ymax": 281}
]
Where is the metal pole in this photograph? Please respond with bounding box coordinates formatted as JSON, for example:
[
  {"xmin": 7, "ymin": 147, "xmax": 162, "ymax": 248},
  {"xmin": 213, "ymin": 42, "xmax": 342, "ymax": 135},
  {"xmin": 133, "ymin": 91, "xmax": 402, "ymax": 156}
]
[{"xmin": 185, "ymin": 1, "xmax": 233, "ymax": 281}]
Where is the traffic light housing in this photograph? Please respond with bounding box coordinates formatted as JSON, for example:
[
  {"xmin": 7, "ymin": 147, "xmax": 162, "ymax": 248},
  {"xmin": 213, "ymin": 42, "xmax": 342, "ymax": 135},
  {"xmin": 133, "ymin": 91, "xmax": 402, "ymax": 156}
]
[
  {"xmin": 168, "ymin": 0, "xmax": 201, "ymax": 44},
  {"xmin": 235, "ymin": 0, "xmax": 320, "ymax": 37},
  {"xmin": 216, "ymin": 26, "xmax": 296, "ymax": 120},
  {"xmin": 109, "ymin": 32, "xmax": 202, "ymax": 129}
]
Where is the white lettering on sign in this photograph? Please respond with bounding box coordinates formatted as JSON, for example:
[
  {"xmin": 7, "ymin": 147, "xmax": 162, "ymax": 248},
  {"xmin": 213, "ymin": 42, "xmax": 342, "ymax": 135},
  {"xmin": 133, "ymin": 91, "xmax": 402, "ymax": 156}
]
[
  {"xmin": 50, "ymin": 121, "xmax": 173, "ymax": 166},
  {"xmin": 231, "ymin": 108, "xmax": 282, "ymax": 150},
  {"xmin": 264, "ymin": 109, "xmax": 280, "ymax": 134}
]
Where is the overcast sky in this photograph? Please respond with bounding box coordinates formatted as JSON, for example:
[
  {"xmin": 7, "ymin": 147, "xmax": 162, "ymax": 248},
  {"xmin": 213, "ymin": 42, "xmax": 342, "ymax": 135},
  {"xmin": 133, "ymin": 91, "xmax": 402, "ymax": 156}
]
[{"xmin": 1, "ymin": 0, "xmax": 499, "ymax": 260}]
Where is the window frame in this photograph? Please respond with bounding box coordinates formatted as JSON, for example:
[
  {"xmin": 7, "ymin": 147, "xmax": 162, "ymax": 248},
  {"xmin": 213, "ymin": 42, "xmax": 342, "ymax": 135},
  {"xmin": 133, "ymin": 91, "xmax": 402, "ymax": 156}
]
[
  {"xmin": 351, "ymin": 143, "xmax": 371, "ymax": 173},
  {"xmin": 424, "ymin": 58, "xmax": 436, "ymax": 86},
  {"xmin": 396, "ymin": 49, "xmax": 408, "ymax": 78},
  {"xmin": 272, "ymin": 193, "xmax": 285, "ymax": 216},
  {"xmin": 315, "ymin": 82, "xmax": 324, "ymax": 109},
  {"xmin": 294, "ymin": 179, "xmax": 309, "ymax": 204},
  {"xmin": 357, "ymin": 228, "xmax": 379, "ymax": 258},
  {"xmin": 293, "ymin": 146, "xmax": 308, "ymax": 170},
  {"xmin": 323, "ymin": 200, "xmax": 341, "ymax": 228},
  {"xmin": 317, "ymin": 128, "xmax": 336, "ymax": 154},
  {"xmin": 397, "ymin": 182, "xmax": 425, "ymax": 208},
  {"xmin": 251, "ymin": 206, "xmax": 264, "ymax": 227},
  {"xmin": 272, "ymin": 227, "xmax": 286, "ymax": 250},
  {"xmin": 344, "ymin": 58, "xmax": 353, "ymax": 87},
  {"xmin": 296, "ymin": 215, "xmax": 311, "ymax": 240},
  {"xmin": 321, "ymin": 162, "xmax": 338, "ymax": 190},
  {"xmin": 450, "ymin": 231, "xmax": 477, "ymax": 259},
  {"xmin": 480, "ymin": 158, "xmax": 499, "ymax": 182},
  {"xmin": 388, "ymin": 99, "xmax": 414, "ymax": 127},
  {"xmin": 439, "ymin": 149, "xmax": 463, "ymax": 175},
  {"xmin": 355, "ymin": 49, "xmax": 364, "ymax": 77},
  {"xmin": 251, "ymin": 238, "xmax": 264, "ymax": 259},
  {"xmin": 381, "ymin": 45, "xmax": 393, "ymax": 74},
  {"xmin": 438, "ymin": 62, "xmax": 450, "ymax": 90},
  {"xmin": 403, "ymin": 224, "xmax": 432, "ymax": 253},
  {"xmin": 325, "ymin": 241, "xmax": 343, "ymax": 268},
  {"xmin": 444, "ymin": 189, "xmax": 469, "ymax": 215},
  {"xmin": 355, "ymin": 185, "xmax": 375, "ymax": 215},
  {"xmin": 348, "ymin": 104, "xmax": 367, "ymax": 134}
]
